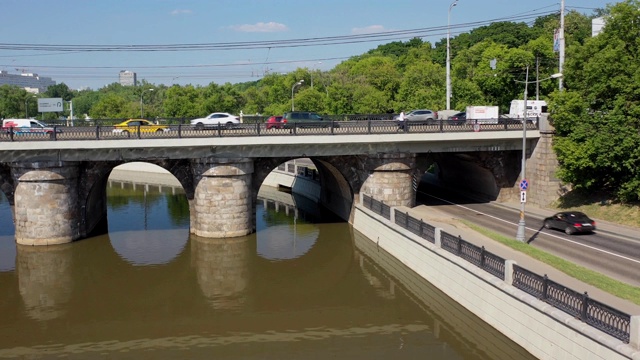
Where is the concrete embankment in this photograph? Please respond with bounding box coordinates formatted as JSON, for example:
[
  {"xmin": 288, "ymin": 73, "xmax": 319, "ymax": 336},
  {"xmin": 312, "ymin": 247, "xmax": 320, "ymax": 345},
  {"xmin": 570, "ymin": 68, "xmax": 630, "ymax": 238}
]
[{"xmin": 351, "ymin": 202, "xmax": 640, "ymax": 360}]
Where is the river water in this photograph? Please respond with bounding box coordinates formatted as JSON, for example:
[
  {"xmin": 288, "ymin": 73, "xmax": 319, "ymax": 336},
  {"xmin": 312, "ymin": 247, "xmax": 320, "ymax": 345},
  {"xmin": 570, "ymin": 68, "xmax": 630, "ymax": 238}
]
[{"xmin": 0, "ymin": 178, "xmax": 535, "ymax": 359}]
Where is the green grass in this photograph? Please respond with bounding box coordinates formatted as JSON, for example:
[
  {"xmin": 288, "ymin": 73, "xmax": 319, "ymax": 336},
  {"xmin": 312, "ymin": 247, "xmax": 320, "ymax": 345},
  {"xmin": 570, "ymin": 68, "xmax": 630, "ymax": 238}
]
[{"xmin": 461, "ymin": 220, "xmax": 640, "ymax": 306}]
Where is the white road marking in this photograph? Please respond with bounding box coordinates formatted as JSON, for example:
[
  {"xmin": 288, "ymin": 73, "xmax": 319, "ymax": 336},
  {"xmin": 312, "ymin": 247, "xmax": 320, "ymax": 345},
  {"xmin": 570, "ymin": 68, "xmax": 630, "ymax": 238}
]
[{"xmin": 421, "ymin": 192, "xmax": 640, "ymax": 265}]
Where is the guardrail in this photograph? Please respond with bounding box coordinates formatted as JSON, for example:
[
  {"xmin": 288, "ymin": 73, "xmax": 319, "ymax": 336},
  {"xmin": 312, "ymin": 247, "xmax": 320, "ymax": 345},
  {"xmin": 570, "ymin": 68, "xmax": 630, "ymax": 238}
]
[
  {"xmin": 0, "ymin": 118, "xmax": 539, "ymax": 142},
  {"xmin": 361, "ymin": 194, "xmax": 632, "ymax": 344}
]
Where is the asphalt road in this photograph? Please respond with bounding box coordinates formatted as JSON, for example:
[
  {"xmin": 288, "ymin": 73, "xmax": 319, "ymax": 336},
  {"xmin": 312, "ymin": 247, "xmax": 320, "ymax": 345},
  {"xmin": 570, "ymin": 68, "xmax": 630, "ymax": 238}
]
[{"xmin": 416, "ymin": 183, "xmax": 640, "ymax": 287}]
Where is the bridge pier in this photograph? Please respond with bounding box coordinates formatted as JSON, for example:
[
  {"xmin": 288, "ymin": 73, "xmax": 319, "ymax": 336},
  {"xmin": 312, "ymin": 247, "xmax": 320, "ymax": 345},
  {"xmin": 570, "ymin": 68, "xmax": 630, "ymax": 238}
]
[
  {"xmin": 12, "ymin": 161, "xmax": 81, "ymax": 245},
  {"xmin": 191, "ymin": 158, "xmax": 254, "ymax": 238},
  {"xmin": 360, "ymin": 153, "xmax": 416, "ymax": 207}
]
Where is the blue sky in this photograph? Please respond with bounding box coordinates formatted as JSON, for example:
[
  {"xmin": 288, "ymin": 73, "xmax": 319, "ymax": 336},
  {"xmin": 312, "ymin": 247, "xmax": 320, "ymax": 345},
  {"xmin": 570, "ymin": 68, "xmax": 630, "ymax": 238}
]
[{"xmin": 0, "ymin": 0, "xmax": 613, "ymax": 90}]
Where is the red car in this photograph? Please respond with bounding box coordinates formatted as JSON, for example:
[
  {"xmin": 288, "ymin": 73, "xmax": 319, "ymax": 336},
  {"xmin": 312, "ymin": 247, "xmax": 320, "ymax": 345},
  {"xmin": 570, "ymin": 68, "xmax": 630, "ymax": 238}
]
[{"xmin": 266, "ymin": 115, "xmax": 286, "ymax": 129}]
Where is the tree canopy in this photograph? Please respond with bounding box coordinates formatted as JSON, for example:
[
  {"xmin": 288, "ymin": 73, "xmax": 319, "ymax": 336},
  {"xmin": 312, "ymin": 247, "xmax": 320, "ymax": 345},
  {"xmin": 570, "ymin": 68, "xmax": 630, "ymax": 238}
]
[{"xmin": 2, "ymin": 2, "xmax": 637, "ymax": 201}]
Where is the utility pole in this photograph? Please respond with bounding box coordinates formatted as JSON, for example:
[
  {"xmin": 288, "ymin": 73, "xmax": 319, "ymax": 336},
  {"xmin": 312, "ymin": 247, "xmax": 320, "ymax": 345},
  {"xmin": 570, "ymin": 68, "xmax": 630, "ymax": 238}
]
[{"xmin": 559, "ymin": 0, "xmax": 565, "ymax": 90}]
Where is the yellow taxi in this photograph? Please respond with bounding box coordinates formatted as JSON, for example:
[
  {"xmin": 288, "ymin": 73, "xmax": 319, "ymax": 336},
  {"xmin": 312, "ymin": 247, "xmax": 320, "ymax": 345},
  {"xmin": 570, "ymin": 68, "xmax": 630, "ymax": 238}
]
[{"xmin": 112, "ymin": 119, "xmax": 170, "ymax": 135}]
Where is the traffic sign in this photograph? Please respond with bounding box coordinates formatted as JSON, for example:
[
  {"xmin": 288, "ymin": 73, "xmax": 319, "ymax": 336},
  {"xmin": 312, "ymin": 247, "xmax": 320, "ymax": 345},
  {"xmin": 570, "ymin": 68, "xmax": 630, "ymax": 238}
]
[
  {"xmin": 519, "ymin": 179, "xmax": 529, "ymax": 191},
  {"xmin": 520, "ymin": 191, "xmax": 527, "ymax": 203},
  {"xmin": 473, "ymin": 123, "xmax": 480, "ymax": 132}
]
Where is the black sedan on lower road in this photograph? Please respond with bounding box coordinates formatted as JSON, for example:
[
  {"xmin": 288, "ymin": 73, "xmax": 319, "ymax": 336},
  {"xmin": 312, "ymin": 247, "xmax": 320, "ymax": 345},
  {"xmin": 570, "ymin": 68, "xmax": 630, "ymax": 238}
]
[{"xmin": 543, "ymin": 211, "xmax": 597, "ymax": 235}]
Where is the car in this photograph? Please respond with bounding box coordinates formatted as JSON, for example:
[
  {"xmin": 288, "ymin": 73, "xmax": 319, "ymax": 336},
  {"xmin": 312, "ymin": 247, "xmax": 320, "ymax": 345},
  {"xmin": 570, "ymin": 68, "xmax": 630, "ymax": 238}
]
[
  {"xmin": 447, "ymin": 112, "xmax": 466, "ymax": 125},
  {"xmin": 543, "ymin": 211, "xmax": 596, "ymax": 235},
  {"xmin": 190, "ymin": 112, "xmax": 240, "ymax": 130},
  {"xmin": 266, "ymin": 115, "xmax": 285, "ymax": 129},
  {"xmin": 394, "ymin": 109, "xmax": 439, "ymax": 125},
  {"xmin": 282, "ymin": 111, "xmax": 326, "ymax": 128},
  {"xmin": 112, "ymin": 119, "xmax": 170, "ymax": 136}
]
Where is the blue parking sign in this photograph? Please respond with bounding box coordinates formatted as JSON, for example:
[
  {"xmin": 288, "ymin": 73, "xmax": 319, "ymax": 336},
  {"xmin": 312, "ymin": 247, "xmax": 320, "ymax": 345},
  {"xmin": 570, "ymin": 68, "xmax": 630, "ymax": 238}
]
[{"xmin": 519, "ymin": 179, "xmax": 529, "ymax": 191}]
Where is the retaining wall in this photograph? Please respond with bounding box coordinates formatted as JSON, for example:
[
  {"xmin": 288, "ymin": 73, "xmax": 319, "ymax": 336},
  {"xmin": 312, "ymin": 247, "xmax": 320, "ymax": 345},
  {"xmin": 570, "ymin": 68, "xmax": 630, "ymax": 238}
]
[{"xmin": 352, "ymin": 202, "xmax": 639, "ymax": 360}]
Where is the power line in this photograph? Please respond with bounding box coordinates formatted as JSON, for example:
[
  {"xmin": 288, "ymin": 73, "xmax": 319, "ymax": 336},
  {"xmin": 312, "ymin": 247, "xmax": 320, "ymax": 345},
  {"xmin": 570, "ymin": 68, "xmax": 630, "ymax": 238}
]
[{"xmin": 0, "ymin": 11, "xmax": 557, "ymax": 53}]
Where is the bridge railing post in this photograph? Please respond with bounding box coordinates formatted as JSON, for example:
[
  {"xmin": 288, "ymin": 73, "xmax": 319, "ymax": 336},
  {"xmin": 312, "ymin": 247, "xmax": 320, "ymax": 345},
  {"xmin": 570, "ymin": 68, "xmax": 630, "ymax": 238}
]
[
  {"xmin": 178, "ymin": 124, "xmax": 182, "ymax": 138},
  {"xmin": 367, "ymin": 119, "xmax": 371, "ymax": 134},
  {"xmin": 217, "ymin": 123, "xmax": 222, "ymax": 137},
  {"xmin": 95, "ymin": 126, "xmax": 100, "ymax": 140},
  {"xmin": 9, "ymin": 127, "xmax": 14, "ymax": 141},
  {"xmin": 504, "ymin": 118, "xmax": 509, "ymax": 131},
  {"xmin": 439, "ymin": 118, "xmax": 444, "ymax": 132}
]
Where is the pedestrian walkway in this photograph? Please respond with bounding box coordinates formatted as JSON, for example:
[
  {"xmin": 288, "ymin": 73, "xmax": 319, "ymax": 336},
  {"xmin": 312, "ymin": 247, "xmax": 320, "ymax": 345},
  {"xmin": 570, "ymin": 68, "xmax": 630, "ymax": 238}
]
[{"xmin": 402, "ymin": 203, "xmax": 640, "ymax": 316}]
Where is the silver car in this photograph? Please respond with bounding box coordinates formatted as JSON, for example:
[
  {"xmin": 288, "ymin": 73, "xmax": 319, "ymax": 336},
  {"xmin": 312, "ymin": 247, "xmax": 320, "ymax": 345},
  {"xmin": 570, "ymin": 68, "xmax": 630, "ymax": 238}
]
[
  {"xmin": 395, "ymin": 109, "xmax": 438, "ymax": 124},
  {"xmin": 405, "ymin": 109, "xmax": 438, "ymax": 124}
]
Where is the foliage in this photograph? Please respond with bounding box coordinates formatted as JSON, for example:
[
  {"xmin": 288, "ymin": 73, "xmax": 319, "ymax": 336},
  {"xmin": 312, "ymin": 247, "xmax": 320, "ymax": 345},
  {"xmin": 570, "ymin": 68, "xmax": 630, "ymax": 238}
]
[
  {"xmin": 551, "ymin": 0, "xmax": 640, "ymax": 202},
  {"xmin": 5, "ymin": 6, "xmax": 636, "ymax": 203}
]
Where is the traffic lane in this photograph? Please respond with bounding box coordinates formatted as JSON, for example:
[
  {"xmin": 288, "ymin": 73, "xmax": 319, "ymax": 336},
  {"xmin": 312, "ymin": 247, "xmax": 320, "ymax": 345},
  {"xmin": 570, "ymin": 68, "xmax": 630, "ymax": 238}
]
[
  {"xmin": 416, "ymin": 191, "xmax": 640, "ymax": 287},
  {"xmin": 418, "ymin": 189, "xmax": 640, "ymax": 261}
]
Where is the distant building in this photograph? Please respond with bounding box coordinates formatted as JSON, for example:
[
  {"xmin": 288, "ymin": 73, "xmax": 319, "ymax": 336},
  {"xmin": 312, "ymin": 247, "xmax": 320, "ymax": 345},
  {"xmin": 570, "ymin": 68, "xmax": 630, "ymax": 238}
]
[
  {"xmin": 0, "ymin": 71, "xmax": 56, "ymax": 93},
  {"xmin": 119, "ymin": 70, "xmax": 137, "ymax": 86},
  {"xmin": 592, "ymin": 17, "xmax": 605, "ymax": 37}
]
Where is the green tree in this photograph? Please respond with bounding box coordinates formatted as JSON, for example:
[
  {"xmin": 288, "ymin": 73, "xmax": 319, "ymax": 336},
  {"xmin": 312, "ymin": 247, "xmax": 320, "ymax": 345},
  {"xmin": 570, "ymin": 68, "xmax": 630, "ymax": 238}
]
[
  {"xmin": 551, "ymin": 0, "xmax": 640, "ymax": 202},
  {"xmin": 90, "ymin": 93, "xmax": 136, "ymax": 119},
  {"xmin": 0, "ymin": 85, "xmax": 31, "ymax": 119}
]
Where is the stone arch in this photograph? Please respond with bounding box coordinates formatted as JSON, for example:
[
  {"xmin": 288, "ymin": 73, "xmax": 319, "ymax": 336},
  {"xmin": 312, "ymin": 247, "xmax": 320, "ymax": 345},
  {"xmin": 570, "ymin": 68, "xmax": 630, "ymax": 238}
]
[
  {"xmin": 417, "ymin": 152, "xmax": 520, "ymax": 202},
  {"xmin": 80, "ymin": 160, "xmax": 192, "ymax": 239},
  {"xmin": 253, "ymin": 157, "xmax": 355, "ymax": 223},
  {"xmin": 0, "ymin": 162, "xmax": 15, "ymax": 205}
]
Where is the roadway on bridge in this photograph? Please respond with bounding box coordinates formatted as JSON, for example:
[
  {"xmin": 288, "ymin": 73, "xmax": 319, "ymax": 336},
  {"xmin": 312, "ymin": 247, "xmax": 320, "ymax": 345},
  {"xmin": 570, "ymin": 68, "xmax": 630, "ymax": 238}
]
[{"xmin": 416, "ymin": 183, "xmax": 640, "ymax": 288}]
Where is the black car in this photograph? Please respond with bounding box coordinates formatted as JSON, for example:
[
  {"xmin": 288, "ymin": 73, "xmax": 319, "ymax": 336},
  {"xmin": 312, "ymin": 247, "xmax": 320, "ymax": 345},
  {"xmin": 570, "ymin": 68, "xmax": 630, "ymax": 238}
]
[
  {"xmin": 543, "ymin": 211, "xmax": 596, "ymax": 235},
  {"xmin": 447, "ymin": 112, "xmax": 466, "ymax": 125},
  {"xmin": 282, "ymin": 111, "xmax": 327, "ymax": 128}
]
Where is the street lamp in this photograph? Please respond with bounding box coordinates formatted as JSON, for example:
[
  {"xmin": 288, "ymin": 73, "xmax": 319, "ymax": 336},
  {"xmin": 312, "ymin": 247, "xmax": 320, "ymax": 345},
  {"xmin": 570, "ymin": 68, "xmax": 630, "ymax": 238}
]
[
  {"xmin": 446, "ymin": 0, "xmax": 458, "ymax": 110},
  {"xmin": 514, "ymin": 68, "xmax": 562, "ymax": 242},
  {"xmin": 140, "ymin": 88, "xmax": 154, "ymax": 118},
  {"xmin": 311, "ymin": 61, "xmax": 322, "ymax": 88},
  {"xmin": 25, "ymin": 96, "xmax": 36, "ymax": 118},
  {"xmin": 291, "ymin": 80, "xmax": 304, "ymax": 111}
]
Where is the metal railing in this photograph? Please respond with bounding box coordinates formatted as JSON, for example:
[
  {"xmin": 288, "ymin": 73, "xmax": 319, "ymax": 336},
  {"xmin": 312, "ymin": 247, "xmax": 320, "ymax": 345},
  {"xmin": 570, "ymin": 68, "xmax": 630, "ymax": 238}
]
[
  {"xmin": 361, "ymin": 198, "xmax": 632, "ymax": 343},
  {"xmin": 1, "ymin": 118, "xmax": 539, "ymax": 142},
  {"xmin": 362, "ymin": 194, "xmax": 391, "ymax": 220},
  {"xmin": 513, "ymin": 265, "xmax": 630, "ymax": 343}
]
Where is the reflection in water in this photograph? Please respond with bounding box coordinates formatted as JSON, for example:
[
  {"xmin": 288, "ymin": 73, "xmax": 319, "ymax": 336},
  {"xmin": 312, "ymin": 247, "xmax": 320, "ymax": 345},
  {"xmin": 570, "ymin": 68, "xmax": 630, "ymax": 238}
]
[
  {"xmin": 107, "ymin": 180, "xmax": 189, "ymax": 265},
  {"xmin": 16, "ymin": 244, "xmax": 73, "ymax": 321},
  {"xmin": 191, "ymin": 236, "xmax": 250, "ymax": 310},
  {"xmin": 0, "ymin": 181, "xmax": 534, "ymax": 359}
]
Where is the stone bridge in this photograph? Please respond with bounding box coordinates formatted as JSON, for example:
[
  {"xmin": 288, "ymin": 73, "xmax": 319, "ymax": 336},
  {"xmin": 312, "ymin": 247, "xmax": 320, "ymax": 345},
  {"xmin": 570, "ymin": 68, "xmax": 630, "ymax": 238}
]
[{"xmin": 0, "ymin": 115, "xmax": 561, "ymax": 245}]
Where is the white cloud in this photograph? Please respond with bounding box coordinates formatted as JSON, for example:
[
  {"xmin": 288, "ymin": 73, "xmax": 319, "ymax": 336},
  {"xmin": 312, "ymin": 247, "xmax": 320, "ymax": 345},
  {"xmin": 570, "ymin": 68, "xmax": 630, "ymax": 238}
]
[
  {"xmin": 351, "ymin": 25, "xmax": 386, "ymax": 35},
  {"xmin": 170, "ymin": 9, "xmax": 192, "ymax": 16},
  {"xmin": 229, "ymin": 22, "xmax": 288, "ymax": 33}
]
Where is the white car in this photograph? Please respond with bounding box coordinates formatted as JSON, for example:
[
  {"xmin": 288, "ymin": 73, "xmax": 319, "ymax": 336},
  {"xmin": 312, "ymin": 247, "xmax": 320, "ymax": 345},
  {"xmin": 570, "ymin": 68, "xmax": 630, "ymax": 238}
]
[{"xmin": 190, "ymin": 112, "xmax": 240, "ymax": 130}]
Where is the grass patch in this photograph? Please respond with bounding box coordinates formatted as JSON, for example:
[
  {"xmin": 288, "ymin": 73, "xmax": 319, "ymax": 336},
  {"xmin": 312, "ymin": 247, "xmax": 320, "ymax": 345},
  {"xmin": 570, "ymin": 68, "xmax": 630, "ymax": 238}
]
[
  {"xmin": 553, "ymin": 190, "xmax": 640, "ymax": 228},
  {"xmin": 461, "ymin": 220, "xmax": 640, "ymax": 306}
]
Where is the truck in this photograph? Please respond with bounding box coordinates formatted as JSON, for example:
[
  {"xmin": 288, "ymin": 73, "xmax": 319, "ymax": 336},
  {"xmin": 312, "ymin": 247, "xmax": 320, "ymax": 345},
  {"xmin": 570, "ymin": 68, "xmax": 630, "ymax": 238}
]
[
  {"xmin": 508, "ymin": 100, "xmax": 547, "ymax": 124},
  {"xmin": 2, "ymin": 118, "xmax": 61, "ymax": 136},
  {"xmin": 465, "ymin": 106, "xmax": 500, "ymax": 124}
]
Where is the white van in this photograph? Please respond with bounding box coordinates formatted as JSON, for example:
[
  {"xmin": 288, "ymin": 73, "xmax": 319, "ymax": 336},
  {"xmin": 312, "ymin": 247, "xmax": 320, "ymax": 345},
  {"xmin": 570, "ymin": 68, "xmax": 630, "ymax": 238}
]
[
  {"xmin": 508, "ymin": 100, "xmax": 548, "ymax": 123},
  {"xmin": 2, "ymin": 118, "xmax": 59, "ymax": 135}
]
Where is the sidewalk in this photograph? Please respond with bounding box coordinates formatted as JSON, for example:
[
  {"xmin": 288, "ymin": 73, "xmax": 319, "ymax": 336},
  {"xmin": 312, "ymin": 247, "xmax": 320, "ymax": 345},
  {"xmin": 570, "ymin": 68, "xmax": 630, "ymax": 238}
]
[{"xmin": 402, "ymin": 204, "xmax": 640, "ymax": 316}]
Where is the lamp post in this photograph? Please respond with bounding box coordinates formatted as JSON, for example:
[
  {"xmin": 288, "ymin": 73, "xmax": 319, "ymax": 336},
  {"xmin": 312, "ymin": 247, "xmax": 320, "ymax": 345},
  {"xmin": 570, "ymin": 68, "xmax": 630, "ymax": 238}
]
[
  {"xmin": 514, "ymin": 68, "xmax": 563, "ymax": 242},
  {"xmin": 446, "ymin": 0, "xmax": 458, "ymax": 110},
  {"xmin": 311, "ymin": 61, "xmax": 321, "ymax": 88},
  {"xmin": 291, "ymin": 80, "xmax": 304, "ymax": 111},
  {"xmin": 140, "ymin": 88, "xmax": 154, "ymax": 118},
  {"xmin": 25, "ymin": 96, "xmax": 34, "ymax": 118}
]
